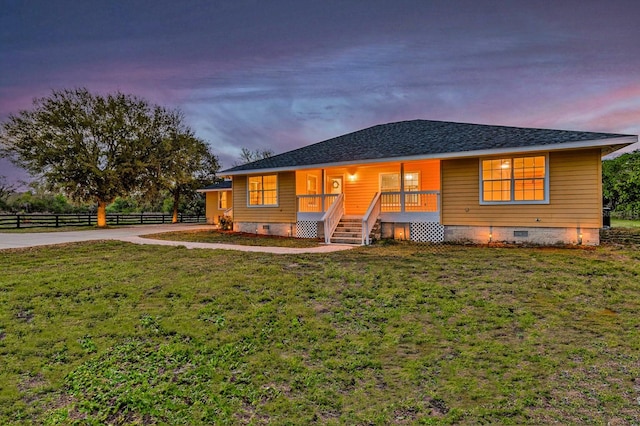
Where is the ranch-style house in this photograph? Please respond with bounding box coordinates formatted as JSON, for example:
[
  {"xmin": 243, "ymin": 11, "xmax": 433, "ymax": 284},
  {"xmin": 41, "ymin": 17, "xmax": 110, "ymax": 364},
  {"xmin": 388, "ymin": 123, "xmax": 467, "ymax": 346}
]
[{"xmin": 199, "ymin": 120, "xmax": 637, "ymax": 245}]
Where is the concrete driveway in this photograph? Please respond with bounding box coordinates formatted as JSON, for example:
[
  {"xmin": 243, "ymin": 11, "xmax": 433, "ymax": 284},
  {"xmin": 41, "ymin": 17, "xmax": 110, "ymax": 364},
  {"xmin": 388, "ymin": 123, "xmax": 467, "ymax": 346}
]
[{"xmin": 0, "ymin": 224, "xmax": 355, "ymax": 254}]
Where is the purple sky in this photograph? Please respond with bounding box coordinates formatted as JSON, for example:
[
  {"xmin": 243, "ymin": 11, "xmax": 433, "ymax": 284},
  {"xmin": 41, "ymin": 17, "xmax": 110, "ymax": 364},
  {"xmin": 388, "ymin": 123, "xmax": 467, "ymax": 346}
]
[{"xmin": 1, "ymin": 0, "xmax": 639, "ymax": 184}]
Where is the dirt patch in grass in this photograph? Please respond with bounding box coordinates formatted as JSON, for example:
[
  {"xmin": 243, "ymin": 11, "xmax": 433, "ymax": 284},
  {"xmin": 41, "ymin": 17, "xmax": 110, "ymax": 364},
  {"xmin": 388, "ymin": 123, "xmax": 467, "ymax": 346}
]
[{"xmin": 142, "ymin": 229, "xmax": 322, "ymax": 248}]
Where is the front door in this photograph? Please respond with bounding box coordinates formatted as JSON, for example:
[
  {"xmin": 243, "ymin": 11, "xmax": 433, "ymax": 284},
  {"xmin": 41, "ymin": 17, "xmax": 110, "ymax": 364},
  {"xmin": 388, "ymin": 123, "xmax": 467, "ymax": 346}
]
[{"xmin": 328, "ymin": 176, "xmax": 343, "ymax": 194}]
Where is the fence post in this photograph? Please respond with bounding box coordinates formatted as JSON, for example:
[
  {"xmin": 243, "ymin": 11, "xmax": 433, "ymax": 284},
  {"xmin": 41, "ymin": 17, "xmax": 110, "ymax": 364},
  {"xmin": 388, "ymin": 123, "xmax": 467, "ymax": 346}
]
[
  {"xmin": 56, "ymin": 215, "xmax": 59, "ymax": 228},
  {"xmin": 140, "ymin": 213, "xmax": 144, "ymax": 224},
  {"xmin": 88, "ymin": 214, "xmax": 91, "ymax": 226},
  {"xmin": 17, "ymin": 214, "xmax": 21, "ymax": 229},
  {"xmin": 116, "ymin": 215, "xmax": 119, "ymax": 225}
]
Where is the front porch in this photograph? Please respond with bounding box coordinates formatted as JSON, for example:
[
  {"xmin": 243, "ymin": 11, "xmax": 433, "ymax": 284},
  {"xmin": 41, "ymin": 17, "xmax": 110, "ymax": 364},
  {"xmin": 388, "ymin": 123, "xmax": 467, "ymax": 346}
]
[
  {"xmin": 293, "ymin": 159, "xmax": 444, "ymax": 244},
  {"xmin": 296, "ymin": 191, "xmax": 443, "ymax": 244}
]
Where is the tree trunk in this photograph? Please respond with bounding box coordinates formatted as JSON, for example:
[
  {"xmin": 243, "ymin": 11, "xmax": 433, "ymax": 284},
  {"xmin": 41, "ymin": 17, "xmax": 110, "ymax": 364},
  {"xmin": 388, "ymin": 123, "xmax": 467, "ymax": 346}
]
[
  {"xmin": 172, "ymin": 188, "xmax": 180, "ymax": 223},
  {"xmin": 97, "ymin": 200, "xmax": 107, "ymax": 228}
]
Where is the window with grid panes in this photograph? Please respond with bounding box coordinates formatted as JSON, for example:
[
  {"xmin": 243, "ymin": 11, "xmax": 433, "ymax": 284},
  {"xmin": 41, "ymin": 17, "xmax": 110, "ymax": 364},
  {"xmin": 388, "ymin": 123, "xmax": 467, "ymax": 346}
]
[
  {"xmin": 248, "ymin": 175, "xmax": 278, "ymax": 206},
  {"xmin": 481, "ymin": 155, "xmax": 547, "ymax": 203}
]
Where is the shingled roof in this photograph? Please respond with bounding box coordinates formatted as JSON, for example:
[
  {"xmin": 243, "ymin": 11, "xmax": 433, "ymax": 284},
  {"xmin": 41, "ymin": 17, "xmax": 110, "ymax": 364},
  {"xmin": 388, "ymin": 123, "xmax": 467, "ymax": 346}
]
[
  {"xmin": 222, "ymin": 120, "xmax": 635, "ymax": 174},
  {"xmin": 197, "ymin": 180, "xmax": 232, "ymax": 191}
]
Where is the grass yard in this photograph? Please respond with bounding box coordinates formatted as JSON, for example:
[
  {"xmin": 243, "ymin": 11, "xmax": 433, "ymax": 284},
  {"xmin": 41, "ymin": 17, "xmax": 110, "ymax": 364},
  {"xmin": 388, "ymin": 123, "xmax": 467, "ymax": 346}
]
[
  {"xmin": 1, "ymin": 241, "xmax": 639, "ymax": 424},
  {"xmin": 144, "ymin": 229, "xmax": 322, "ymax": 248},
  {"xmin": 611, "ymin": 218, "xmax": 640, "ymax": 228}
]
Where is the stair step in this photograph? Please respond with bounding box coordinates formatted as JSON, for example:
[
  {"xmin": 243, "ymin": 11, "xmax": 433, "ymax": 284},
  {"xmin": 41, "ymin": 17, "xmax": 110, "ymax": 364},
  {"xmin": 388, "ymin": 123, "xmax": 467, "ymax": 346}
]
[
  {"xmin": 334, "ymin": 227, "xmax": 362, "ymax": 232},
  {"xmin": 331, "ymin": 237, "xmax": 362, "ymax": 244},
  {"xmin": 333, "ymin": 232, "xmax": 361, "ymax": 238},
  {"xmin": 329, "ymin": 217, "xmax": 365, "ymax": 245}
]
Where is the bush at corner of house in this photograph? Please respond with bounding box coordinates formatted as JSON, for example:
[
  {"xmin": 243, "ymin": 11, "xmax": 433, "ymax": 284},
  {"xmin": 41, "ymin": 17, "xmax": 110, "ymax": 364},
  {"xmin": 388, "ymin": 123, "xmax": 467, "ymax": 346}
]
[{"xmin": 219, "ymin": 216, "xmax": 233, "ymax": 230}]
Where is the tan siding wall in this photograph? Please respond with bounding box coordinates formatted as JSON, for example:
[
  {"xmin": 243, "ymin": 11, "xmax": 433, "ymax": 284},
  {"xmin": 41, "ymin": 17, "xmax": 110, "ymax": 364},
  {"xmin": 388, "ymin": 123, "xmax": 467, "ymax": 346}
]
[
  {"xmin": 205, "ymin": 192, "xmax": 219, "ymax": 224},
  {"xmin": 296, "ymin": 169, "xmax": 323, "ymax": 195},
  {"xmin": 441, "ymin": 149, "xmax": 602, "ymax": 228},
  {"xmin": 412, "ymin": 159, "xmax": 441, "ymax": 191},
  {"xmin": 321, "ymin": 160, "xmax": 440, "ymax": 215},
  {"xmin": 342, "ymin": 164, "xmax": 398, "ymax": 215},
  {"xmin": 233, "ymin": 172, "xmax": 297, "ymax": 223},
  {"xmin": 205, "ymin": 190, "xmax": 233, "ymax": 224}
]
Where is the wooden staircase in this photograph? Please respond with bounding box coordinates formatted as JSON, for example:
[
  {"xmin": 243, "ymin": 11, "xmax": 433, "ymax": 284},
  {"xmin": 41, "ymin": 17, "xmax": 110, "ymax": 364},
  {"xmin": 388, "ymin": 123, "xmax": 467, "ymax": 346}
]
[{"xmin": 330, "ymin": 217, "xmax": 363, "ymax": 245}]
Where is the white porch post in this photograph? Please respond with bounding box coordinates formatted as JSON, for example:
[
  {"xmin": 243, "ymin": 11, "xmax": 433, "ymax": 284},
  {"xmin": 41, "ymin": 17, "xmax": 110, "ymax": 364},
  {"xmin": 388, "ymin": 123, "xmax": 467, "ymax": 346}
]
[
  {"xmin": 321, "ymin": 169, "xmax": 326, "ymax": 210},
  {"xmin": 400, "ymin": 162, "xmax": 405, "ymax": 213}
]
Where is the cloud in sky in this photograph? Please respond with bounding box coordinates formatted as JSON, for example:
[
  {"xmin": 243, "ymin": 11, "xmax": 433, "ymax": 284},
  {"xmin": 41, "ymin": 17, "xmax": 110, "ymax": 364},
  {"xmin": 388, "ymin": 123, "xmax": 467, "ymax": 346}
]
[{"xmin": 1, "ymin": 0, "xmax": 639, "ymax": 181}]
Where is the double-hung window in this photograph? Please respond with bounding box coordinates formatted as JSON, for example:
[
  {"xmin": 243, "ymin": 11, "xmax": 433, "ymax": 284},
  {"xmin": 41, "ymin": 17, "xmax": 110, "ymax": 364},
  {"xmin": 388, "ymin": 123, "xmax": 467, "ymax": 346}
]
[
  {"xmin": 218, "ymin": 191, "xmax": 229, "ymax": 210},
  {"xmin": 380, "ymin": 172, "xmax": 420, "ymax": 208},
  {"xmin": 481, "ymin": 155, "xmax": 547, "ymax": 204},
  {"xmin": 248, "ymin": 175, "xmax": 278, "ymax": 206}
]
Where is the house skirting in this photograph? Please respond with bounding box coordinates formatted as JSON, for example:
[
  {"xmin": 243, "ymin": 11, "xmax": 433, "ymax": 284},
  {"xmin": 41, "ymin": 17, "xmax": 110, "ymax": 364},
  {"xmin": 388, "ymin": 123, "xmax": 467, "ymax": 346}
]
[
  {"xmin": 234, "ymin": 221, "xmax": 295, "ymax": 238},
  {"xmin": 444, "ymin": 225, "xmax": 599, "ymax": 246},
  {"xmin": 381, "ymin": 222, "xmax": 445, "ymax": 242},
  {"xmin": 234, "ymin": 220, "xmax": 599, "ymax": 245}
]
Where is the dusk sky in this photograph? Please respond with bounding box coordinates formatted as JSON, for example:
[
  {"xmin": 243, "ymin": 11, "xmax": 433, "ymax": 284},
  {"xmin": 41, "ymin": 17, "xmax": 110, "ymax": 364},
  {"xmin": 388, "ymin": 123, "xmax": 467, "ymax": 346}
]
[{"xmin": 1, "ymin": 0, "xmax": 639, "ymax": 184}]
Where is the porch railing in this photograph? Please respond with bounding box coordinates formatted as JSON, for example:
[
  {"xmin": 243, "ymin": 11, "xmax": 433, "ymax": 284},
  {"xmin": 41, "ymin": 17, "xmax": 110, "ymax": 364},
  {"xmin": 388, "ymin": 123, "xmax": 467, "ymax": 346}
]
[
  {"xmin": 297, "ymin": 194, "xmax": 339, "ymax": 213},
  {"xmin": 362, "ymin": 192, "xmax": 381, "ymax": 245},
  {"xmin": 380, "ymin": 191, "xmax": 439, "ymax": 213},
  {"xmin": 321, "ymin": 193, "xmax": 344, "ymax": 244},
  {"xmin": 223, "ymin": 207, "xmax": 233, "ymax": 217}
]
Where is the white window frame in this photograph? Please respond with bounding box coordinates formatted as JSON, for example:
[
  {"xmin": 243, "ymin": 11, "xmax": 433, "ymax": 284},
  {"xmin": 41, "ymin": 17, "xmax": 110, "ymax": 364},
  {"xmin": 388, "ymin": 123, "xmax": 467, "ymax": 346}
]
[
  {"xmin": 247, "ymin": 174, "xmax": 279, "ymax": 207},
  {"xmin": 479, "ymin": 154, "xmax": 549, "ymax": 205}
]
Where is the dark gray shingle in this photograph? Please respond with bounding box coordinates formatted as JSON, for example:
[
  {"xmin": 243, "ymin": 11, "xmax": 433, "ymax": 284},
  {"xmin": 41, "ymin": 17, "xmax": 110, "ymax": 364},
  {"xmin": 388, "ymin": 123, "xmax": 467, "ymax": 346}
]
[
  {"xmin": 201, "ymin": 180, "xmax": 232, "ymax": 190},
  {"xmin": 222, "ymin": 120, "xmax": 630, "ymax": 173}
]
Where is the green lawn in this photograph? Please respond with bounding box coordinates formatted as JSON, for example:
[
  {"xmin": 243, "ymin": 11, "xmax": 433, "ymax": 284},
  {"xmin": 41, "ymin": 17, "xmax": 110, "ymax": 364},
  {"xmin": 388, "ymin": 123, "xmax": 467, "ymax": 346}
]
[
  {"xmin": 1, "ymin": 242, "xmax": 639, "ymax": 424},
  {"xmin": 611, "ymin": 218, "xmax": 640, "ymax": 228}
]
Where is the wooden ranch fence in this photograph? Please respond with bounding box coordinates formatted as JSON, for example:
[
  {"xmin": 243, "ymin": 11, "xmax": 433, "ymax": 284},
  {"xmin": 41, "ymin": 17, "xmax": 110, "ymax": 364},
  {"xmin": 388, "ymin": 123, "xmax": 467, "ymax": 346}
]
[{"xmin": 0, "ymin": 213, "xmax": 206, "ymax": 229}]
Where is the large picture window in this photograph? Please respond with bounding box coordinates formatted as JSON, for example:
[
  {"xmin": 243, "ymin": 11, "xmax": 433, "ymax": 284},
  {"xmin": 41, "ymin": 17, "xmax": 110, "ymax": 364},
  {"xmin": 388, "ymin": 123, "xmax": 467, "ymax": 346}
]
[
  {"xmin": 248, "ymin": 175, "xmax": 278, "ymax": 206},
  {"xmin": 481, "ymin": 155, "xmax": 547, "ymax": 204}
]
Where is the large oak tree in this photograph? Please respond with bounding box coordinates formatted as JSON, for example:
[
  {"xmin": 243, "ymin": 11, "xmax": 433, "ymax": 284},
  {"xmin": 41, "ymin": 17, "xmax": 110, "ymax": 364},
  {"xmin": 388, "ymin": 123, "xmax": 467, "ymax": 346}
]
[{"xmin": 0, "ymin": 88, "xmax": 218, "ymax": 226}]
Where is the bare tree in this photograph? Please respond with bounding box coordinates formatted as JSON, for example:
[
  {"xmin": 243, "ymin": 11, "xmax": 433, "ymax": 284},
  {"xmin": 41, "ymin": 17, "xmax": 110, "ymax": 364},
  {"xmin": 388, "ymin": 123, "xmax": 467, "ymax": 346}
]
[{"xmin": 234, "ymin": 147, "xmax": 273, "ymax": 166}]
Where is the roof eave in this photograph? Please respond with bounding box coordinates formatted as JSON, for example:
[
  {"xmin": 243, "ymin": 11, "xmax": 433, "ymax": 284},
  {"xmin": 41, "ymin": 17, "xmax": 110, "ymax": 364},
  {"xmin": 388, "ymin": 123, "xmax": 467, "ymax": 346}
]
[
  {"xmin": 196, "ymin": 188, "xmax": 231, "ymax": 193},
  {"xmin": 221, "ymin": 135, "xmax": 638, "ymax": 176}
]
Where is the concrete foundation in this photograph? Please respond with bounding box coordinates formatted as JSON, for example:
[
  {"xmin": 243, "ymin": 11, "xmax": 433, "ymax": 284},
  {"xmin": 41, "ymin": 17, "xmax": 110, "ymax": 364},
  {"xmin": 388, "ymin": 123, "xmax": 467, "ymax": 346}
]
[
  {"xmin": 234, "ymin": 221, "xmax": 295, "ymax": 237},
  {"xmin": 444, "ymin": 225, "xmax": 599, "ymax": 246},
  {"xmin": 233, "ymin": 221, "xmax": 600, "ymax": 245}
]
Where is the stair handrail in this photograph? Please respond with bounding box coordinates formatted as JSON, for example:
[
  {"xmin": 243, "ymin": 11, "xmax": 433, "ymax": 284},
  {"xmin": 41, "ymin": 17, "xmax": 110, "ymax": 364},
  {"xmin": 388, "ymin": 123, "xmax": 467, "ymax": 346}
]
[
  {"xmin": 362, "ymin": 192, "xmax": 381, "ymax": 245},
  {"xmin": 321, "ymin": 193, "xmax": 344, "ymax": 244}
]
